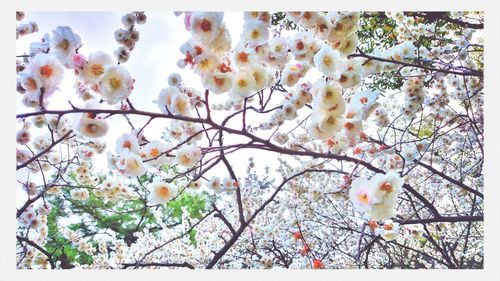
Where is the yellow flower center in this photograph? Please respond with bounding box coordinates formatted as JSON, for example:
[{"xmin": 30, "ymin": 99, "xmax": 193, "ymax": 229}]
[
  {"xmin": 252, "ymin": 71, "xmax": 262, "ymax": 84},
  {"xmin": 323, "ymin": 56, "xmax": 333, "ymax": 68},
  {"xmin": 237, "ymin": 78, "xmax": 247, "ymax": 88},
  {"xmin": 326, "ymin": 116, "xmax": 337, "ymax": 125},
  {"xmin": 57, "ymin": 39, "xmax": 70, "ymax": 51},
  {"xmin": 91, "ymin": 64, "xmax": 104, "ymax": 76},
  {"xmin": 251, "ymin": 29, "xmax": 260, "ymax": 40},
  {"xmin": 128, "ymin": 158, "xmax": 140, "ymax": 170},
  {"xmin": 109, "ymin": 77, "xmax": 122, "ymax": 90},
  {"xmin": 357, "ymin": 192, "xmax": 370, "ymax": 205},
  {"xmin": 325, "ymin": 90, "xmax": 333, "ymax": 98},
  {"xmin": 177, "ymin": 100, "xmax": 187, "ymax": 111},
  {"xmin": 180, "ymin": 154, "xmax": 191, "ymax": 165},
  {"xmin": 199, "ymin": 58, "xmax": 211, "ymax": 70}
]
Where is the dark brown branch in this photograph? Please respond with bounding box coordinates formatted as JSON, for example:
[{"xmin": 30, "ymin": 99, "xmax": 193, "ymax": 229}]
[
  {"xmin": 398, "ymin": 215, "xmax": 483, "ymax": 225},
  {"xmin": 408, "ymin": 12, "xmax": 484, "ymax": 29},
  {"xmin": 16, "ymin": 107, "xmax": 441, "ymax": 217},
  {"xmin": 17, "ymin": 130, "xmax": 74, "ymax": 170},
  {"xmin": 205, "ymin": 168, "xmax": 316, "ymax": 269},
  {"xmin": 212, "ymin": 203, "xmax": 237, "ymax": 236},
  {"xmin": 122, "ymin": 261, "xmax": 194, "ymax": 269},
  {"xmin": 17, "ymin": 235, "xmax": 56, "ymax": 269},
  {"xmin": 347, "ymin": 51, "xmax": 483, "ymax": 78}
]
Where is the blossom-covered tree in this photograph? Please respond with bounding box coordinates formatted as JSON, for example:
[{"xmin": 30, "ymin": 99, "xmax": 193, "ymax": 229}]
[{"xmin": 15, "ymin": 11, "xmax": 484, "ymax": 269}]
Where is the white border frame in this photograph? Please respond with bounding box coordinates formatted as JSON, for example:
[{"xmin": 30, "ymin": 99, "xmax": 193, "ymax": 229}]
[{"xmin": 2, "ymin": 1, "xmax": 499, "ymax": 280}]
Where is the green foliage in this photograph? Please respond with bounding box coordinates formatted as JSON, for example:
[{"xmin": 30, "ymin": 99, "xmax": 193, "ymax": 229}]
[
  {"xmin": 271, "ymin": 12, "xmax": 296, "ymax": 30},
  {"xmin": 189, "ymin": 229, "xmax": 198, "ymax": 246},
  {"xmin": 161, "ymin": 164, "xmax": 179, "ymax": 174},
  {"xmin": 45, "ymin": 199, "xmax": 94, "ymax": 265},
  {"xmin": 68, "ymin": 191, "xmax": 151, "ymax": 240},
  {"xmin": 75, "ymin": 248, "xmax": 94, "ymax": 265},
  {"xmin": 59, "ymin": 168, "xmax": 209, "ymax": 250},
  {"xmin": 410, "ymin": 124, "xmax": 434, "ymax": 139},
  {"xmin": 68, "ymin": 172, "xmax": 77, "ymax": 182},
  {"xmin": 469, "ymin": 36, "xmax": 484, "ymax": 72},
  {"xmin": 419, "ymin": 237, "xmax": 428, "ymax": 247},
  {"xmin": 357, "ymin": 13, "xmax": 405, "ymax": 92},
  {"xmin": 366, "ymin": 71, "xmax": 404, "ymax": 92},
  {"xmin": 137, "ymin": 173, "xmax": 152, "ymax": 185},
  {"xmin": 358, "ymin": 12, "xmax": 398, "ymax": 51},
  {"xmin": 167, "ymin": 192, "xmax": 208, "ymax": 221}
]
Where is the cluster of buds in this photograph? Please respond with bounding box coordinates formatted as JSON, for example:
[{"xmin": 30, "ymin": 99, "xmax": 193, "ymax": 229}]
[
  {"xmin": 114, "ymin": 12, "xmax": 147, "ymax": 63},
  {"xmin": 16, "ymin": 11, "xmax": 39, "ymax": 39}
]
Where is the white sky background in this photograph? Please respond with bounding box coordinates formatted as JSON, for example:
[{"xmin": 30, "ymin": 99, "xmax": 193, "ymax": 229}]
[{"xmin": 16, "ymin": 12, "xmax": 308, "ymax": 203}]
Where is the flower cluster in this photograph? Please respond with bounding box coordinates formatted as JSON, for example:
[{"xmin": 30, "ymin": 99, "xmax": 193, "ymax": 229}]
[
  {"xmin": 17, "ymin": 24, "xmax": 135, "ymax": 114},
  {"xmin": 70, "ymin": 188, "xmax": 90, "ymax": 201},
  {"xmin": 177, "ymin": 12, "xmax": 279, "ymax": 99},
  {"xmin": 286, "ymin": 12, "xmax": 363, "ymax": 86},
  {"xmin": 371, "ymin": 219, "xmax": 400, "ymax": 241},
  {"xmin": 175, "ymin": 144, "xmax": 202, "ymax": 168},
  {"xmin": 385, "ymin": 12, "xmax": 436, "ymax": 42},
  {"xmin": 401, "ymin": 75, "xmax": 426, "ymax": 118},
  {"xmin": 166, "ymin": 120, "xmax": 203, "ymax": 143},
  {"xmin": 205, "ymin": 176, "xmax": 239, "ymax": 194},
  {"xmin": 94, "ymin": 179, "xmax": 137, "ymax": 202},
  {"xmin": 74, "ymin": 100, "xmax": 110, "ymax": 139},
  {"xmin": 107, "ymin": 133, "xmax": 147, "ymax": 177},
  {"xmin": 17, "ymin": 204, "xmax": 51, "ymax": 269},
  {"xmin": 157, "ymin": 85, "xmax": 193, "ymax": 116},
  {"xmin": 348, "ymin": 170, "xmax": 403, "ymax": 220},
  {"xmin": 74, "ymin": 161, "xmax": 99, "ymax": 185},
  {"xmin": 16, "ymin": 21, "xmax": 39, "ymax": 39},
  {"xmin": 307, "ymin": 80, "xmax": 345, "ymax": 140}
]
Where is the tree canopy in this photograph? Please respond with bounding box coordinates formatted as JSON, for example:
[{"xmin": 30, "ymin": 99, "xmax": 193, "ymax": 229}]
[{"xmin": 15, "ymin": 11, "xmax": 483, "ymax": 270}]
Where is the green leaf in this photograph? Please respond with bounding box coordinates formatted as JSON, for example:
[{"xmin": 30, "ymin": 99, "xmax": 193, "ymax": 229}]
[
  {"xmin": 64, "ymin": 246, "xmax": 77, "ymax": 261},
  {"xmin": 189, "ymin": 229, "xmax": 197, "ymax": 246}
]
